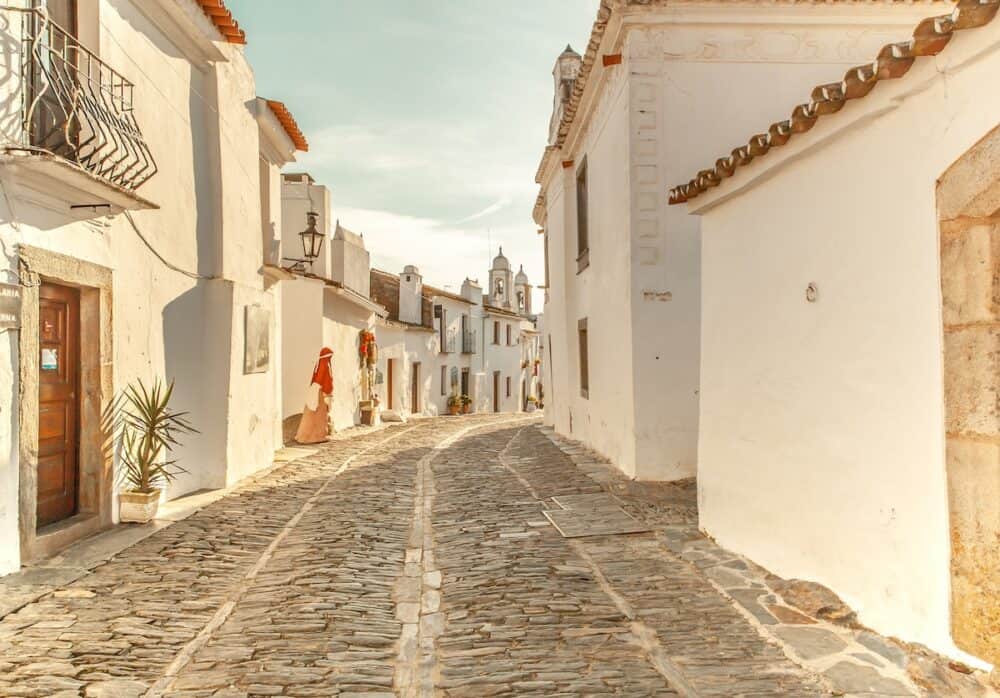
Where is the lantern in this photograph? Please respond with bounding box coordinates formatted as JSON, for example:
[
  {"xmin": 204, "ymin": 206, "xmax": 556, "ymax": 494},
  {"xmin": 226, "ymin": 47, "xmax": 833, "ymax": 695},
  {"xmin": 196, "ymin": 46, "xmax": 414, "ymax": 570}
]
[{"xmin": 299, "ymin": 211, "xmax": 324, "ymax": 263}]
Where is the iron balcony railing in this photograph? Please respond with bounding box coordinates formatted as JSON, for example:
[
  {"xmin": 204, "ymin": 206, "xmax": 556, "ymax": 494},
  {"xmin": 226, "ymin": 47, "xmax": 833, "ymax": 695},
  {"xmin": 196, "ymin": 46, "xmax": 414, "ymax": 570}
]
[
  {"xmin": 440, "ymin": 329, "xmax": 457, "ymax": 354},
  {"xmin": 461, "ymin": 329, "xmax": 476, "ymax": 354},
  {"xmin": 11, "ymin": 7, "xmax": 156, "ymax": 190}
]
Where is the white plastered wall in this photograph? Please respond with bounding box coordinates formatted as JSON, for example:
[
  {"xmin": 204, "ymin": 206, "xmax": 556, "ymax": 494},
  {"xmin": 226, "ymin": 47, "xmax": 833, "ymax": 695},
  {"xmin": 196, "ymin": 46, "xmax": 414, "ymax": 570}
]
[
  {"xmin": 540, "ymin": 3, "xmax": 947, "ymax": 481},
  {"xmin": 0, "ymin": 0, "xmax": 282, "ymax": 571},
  {"xmin": 695, "ymin": 26, "xmax": 1000, "ymax": 659}
]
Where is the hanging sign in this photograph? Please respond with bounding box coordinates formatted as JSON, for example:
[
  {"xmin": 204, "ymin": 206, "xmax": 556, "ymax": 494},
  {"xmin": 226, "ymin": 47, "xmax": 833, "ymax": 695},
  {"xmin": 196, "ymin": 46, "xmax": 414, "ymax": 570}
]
[{"xmin": 0, "ymin": 283, "xmax": 20, "ymax": 329}]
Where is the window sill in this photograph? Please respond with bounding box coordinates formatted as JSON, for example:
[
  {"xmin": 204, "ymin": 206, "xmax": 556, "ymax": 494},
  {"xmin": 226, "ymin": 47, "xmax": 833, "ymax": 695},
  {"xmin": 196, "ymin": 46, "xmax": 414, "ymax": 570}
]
[{"xmin": 577, "ymin": 248, "xmax": 590, "ymax": 274}]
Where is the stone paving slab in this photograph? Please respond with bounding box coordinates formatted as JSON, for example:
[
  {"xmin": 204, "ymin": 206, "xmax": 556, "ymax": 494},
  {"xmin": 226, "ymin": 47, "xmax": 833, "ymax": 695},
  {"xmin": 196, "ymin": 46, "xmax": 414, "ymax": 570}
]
[
  {"xmin": 543, "ymin": 507, "xmax": 652, "ymax": 538},
  {"xmin": 537, "ymin": 424, "xmax": 999, "ymax": 698},
  {"xmin": 2, "ymin": 415, "xmax": 993, "ymax": 696}
]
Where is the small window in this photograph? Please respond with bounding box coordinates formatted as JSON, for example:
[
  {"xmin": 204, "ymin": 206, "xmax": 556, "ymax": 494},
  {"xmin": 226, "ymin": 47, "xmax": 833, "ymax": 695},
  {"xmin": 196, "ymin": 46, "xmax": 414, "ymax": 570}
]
[
  {"xmin": 578, "ymin": 318, "xmax": 589, "ymax": 399},
  {"xmin": 506, "ymin": 324, "xmax": 511, "ymax": 345},
  {"xmin": 493, "ymin": 320, "xmax": 500, "ymax": 344},
  {"xmin": 506, "ymin": 376, "xmax": 511, "ymax": 398},
  {"xmin": 440, "ymin": 365, "xmax": 447, "ymax": 395},
  {"xmin": 543, "ymin": 231, "xmax": 550, "ymax": 296},
  {"xmin": 576, "ymin": 157, "xmax": 589, "ymax": 273}
]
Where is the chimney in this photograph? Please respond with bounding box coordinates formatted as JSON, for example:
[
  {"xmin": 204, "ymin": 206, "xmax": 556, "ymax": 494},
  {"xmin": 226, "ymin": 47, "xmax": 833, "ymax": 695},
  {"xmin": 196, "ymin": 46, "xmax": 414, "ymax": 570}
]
[{"xmin": 398, "ymin": 265, "xmax": 423, "ymax": 324}]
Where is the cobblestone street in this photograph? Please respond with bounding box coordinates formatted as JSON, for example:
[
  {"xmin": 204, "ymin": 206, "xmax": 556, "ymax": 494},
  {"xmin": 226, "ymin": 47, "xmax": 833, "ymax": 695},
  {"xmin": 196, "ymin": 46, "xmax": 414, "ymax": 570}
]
[{"xmin": 0, "ymin": 416, "xmax": 993, "ymax": 697}]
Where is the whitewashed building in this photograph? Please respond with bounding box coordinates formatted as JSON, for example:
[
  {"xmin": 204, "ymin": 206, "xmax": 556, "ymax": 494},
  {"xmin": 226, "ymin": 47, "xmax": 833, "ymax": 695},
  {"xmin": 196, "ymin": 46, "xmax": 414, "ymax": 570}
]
[
  {"xmin": 0, "ymin": 0, "xmax": 305, "ymax": 573},
  {"xmin": 535, "ymin": 0, "xmax": 946, "ymax": 481},
  {"xmin": 368, "ymin": 248, "xmax": 539, "ymax": 421},
  {"xmin": 280, "ymin": 173, "xmax": 386, "ymax": 436},
  {"xmin": 673, "ymin": 0, "xmax": 999, "ymax": 667}
]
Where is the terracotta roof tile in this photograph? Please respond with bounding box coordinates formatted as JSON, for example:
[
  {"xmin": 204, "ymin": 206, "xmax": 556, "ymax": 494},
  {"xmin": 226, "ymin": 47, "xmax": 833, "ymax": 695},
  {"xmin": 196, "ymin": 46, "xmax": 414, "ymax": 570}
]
[
  {"xmin": 669, "ymin": 0, "xmax": 1000, "ymax": 205},
  {"xmin": 266, "ymin": 100, "xmax": 309, "ymax": 152},
  {"xmin": 196, "ymin": 0, "xmax": 246, "ymax": 45}
]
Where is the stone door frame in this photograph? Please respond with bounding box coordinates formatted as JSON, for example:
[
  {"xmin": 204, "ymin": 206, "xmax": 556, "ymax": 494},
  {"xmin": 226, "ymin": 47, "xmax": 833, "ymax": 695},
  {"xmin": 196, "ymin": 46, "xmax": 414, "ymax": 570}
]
[
  {"xmin": 936, "ymin": 127, "xmax": 1000, "ymax": 665},
  {"xmin": 17, "ymin": 245, "xmax": 114, "ymax": 564}
]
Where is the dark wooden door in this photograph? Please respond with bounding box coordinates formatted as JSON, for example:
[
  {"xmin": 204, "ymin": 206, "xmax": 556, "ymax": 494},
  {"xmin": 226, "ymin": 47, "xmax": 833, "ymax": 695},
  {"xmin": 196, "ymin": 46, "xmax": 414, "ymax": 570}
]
[
  {"xmin": 387, "ymin": 359, "xmax": 394, "ymax": 410},
  {"xmin": 411, "ymin": 363, "xmax": 420, "ymax": 414},
  {"xmin": 493, "ymin": 371, "xmax": 500, "ymax": 413},
  {"xmin": 37, "ymin": 282, "xmax": 80, "ymax": 527}
]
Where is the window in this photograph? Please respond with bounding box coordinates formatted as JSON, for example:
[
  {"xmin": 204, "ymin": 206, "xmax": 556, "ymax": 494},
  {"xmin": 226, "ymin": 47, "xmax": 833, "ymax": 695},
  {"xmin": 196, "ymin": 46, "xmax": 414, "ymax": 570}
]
[
  {"xmin": 578, "ymin": 318, "xmax": 589, "ymax": 399},
  {"xmin": 543, "ymin": 231, "xmax": 550, "ymax": 299},
  {"xmin": 440, "ymin": 365, "xmax": 447, "ymax": 395},
  {"xmin": 493, "ymin": 320, "xmax": 500, "ymax": 344},
  {"xmin": 517, "ymin": 290, "xmax": 525, "ymax": 311},
  {"xmin": 506, "ymin": 324, "xmax": 511, "ymax": 346},
  {"xmin": 506, "ymin": 376, "xmax": 511, "ymax": 398},
  {"xmin": 495, "ymin": 278, "xmax": 504, "ymax": 298},
  {"xmin": 576, "ymin": 157, "xmax": 589, "ymax": 273}
]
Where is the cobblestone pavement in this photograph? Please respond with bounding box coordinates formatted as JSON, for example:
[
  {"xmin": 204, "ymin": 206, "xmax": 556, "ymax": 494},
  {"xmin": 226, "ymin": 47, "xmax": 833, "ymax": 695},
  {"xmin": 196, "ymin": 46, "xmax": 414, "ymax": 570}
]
[{"xmin": 0, "ymin": 416, "xmax": 991, "ymax": 697}]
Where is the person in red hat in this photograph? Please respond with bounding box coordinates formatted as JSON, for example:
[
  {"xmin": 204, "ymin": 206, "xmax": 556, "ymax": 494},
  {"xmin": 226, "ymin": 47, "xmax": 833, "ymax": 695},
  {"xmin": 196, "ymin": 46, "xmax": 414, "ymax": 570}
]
[{"xmin": 295, "ymin": 347, "xmax": 334, "ymax": 444}]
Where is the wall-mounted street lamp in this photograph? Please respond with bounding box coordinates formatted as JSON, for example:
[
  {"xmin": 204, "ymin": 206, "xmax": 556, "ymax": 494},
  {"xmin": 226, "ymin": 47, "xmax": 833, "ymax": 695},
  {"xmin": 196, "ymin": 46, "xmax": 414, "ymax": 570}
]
[
  {"xmin": 283, "ymin": 210, "xmax": 324, "ymax": 273},
  {"xmin": 299, "ymin": 211, "xmax": 324, "ymax": 262}
]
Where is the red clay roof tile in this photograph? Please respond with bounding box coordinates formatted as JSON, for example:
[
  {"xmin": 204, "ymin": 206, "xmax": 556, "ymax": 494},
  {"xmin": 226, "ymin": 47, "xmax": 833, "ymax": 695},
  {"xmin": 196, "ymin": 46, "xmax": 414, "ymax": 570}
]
[
  {"xmin": 197, "ymin": 0, "xmax": 246, "ymax": 45},
  {"xmin": 669, "ymin": 0, "xmax": 1000, "ymax": 205},
  {"xmin": 266, "ymin": 100, "xmax": 309, "ymax": 152}
]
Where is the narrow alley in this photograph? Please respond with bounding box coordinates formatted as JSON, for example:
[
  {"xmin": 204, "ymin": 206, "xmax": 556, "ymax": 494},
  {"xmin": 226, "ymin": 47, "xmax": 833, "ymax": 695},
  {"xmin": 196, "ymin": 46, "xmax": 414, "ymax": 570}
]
[{"xmin": 0, "ymin": 416, "xmax": 981, "ymax": 697}]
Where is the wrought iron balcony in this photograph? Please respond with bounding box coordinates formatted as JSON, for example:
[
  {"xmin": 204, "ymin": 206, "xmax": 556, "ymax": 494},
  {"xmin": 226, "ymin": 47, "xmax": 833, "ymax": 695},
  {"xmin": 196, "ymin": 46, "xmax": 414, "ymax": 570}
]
[
  {"xmin": 440, "ymin": 328, "xmax": 457, "ymax": 354},
  {"xmin": 461, "ymin": 329, "xmax": 476, "ymax": 354},
  {"xmin": 9, "ymin": 7, "xmax": 156, "ymax": 192}
]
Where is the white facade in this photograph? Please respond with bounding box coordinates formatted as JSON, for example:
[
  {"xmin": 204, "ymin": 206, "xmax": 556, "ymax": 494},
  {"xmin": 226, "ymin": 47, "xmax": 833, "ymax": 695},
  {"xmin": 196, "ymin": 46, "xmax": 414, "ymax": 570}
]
[
  {"xmin": 280, "ymin": 180, "xmax": 383, "ymax": 436},
  {"xmin": 0, "ymin": 1, "xmax": 304, "ymax": 573},
  {"xmin": 685, "ymin": 8, "xmax": 1000, "ymax": 665},
  {"xmin": 536, "ymin": 0, "xmax": 945, "ymax": 481}
]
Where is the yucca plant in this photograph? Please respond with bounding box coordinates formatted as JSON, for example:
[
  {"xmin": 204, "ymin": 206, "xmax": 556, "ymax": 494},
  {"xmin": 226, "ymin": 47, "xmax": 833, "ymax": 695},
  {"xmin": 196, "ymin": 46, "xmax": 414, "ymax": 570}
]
[{"xmin": 112, "ymin": 379, "xmax": 197, "ymax": 493}]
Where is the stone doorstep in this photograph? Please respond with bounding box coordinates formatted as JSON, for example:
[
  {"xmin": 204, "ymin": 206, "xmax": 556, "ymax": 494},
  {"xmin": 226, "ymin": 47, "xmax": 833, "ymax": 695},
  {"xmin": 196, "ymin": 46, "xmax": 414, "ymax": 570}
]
[{"xmin": 539, "ymin": 426, "xmax": 999, "ymax": 698}]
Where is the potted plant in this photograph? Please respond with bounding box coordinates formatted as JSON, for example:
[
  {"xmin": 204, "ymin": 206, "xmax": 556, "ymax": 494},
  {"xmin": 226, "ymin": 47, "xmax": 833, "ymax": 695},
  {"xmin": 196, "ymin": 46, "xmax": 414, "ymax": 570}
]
[
  {"xmin": 526, "ymin": 395, "xmax": 538, "ymax": 413},
  {"xmin": 113, "ymin": 379, "xmax": 197, "ymax": 523},
  {"xmin": 447, "ymin": 394, "xmax": 462, "ymax": 416},
  {"xmin": 460, "ymin": 394, "xmax": 472, "ymax": 414}
]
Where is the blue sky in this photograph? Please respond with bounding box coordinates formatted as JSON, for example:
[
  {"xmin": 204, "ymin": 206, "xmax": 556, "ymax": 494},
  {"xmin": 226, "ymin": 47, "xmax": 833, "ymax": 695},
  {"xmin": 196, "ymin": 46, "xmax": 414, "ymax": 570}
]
[{"xmin": 231, "ymin": 0, "xmax": 599, "ymax": 301}]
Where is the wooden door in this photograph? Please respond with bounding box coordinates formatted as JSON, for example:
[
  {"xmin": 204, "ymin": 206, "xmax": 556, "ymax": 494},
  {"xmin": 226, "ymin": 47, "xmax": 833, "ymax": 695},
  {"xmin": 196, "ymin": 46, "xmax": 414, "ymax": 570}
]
[
  {"xmin": 37, "ymin": 282, "xmax": 80, "ymax": 527},
  {"xmin": 387, "ymin": 359, "xmax": 394, "ymax": 410},
  {"xmin": 411, "ymin": 363, "xmax": 420, "ymax": 414},
  {"xmin": 493, "ymin": 371, "xmax": 500, "ymax": 413}
]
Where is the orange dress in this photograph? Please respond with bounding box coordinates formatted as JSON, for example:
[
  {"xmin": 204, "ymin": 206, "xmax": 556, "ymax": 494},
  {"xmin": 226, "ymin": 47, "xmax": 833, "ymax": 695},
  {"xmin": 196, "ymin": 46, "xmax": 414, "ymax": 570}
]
[{"xmin": 295, "ymin": 348, "xmax": 333, "ymax": 444}]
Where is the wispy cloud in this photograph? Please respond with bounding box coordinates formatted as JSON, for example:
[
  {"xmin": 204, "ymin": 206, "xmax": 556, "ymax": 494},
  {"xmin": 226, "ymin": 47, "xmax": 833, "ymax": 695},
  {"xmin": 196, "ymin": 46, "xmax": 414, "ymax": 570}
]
[{"xmin": 455, "ymin": 195, "xmax": 512, "ymax": 224}]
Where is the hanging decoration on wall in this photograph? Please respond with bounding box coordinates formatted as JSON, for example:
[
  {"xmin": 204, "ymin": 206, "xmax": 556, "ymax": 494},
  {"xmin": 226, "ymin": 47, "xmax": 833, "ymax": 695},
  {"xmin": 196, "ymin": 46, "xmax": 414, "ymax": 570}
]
[
  {"xmin": 358, "ymin": 329, "xmax": 379, "ymax": 420},
  {"xmin": 359, "ymin": 329, "xmax": 378, "ymax": 365}
]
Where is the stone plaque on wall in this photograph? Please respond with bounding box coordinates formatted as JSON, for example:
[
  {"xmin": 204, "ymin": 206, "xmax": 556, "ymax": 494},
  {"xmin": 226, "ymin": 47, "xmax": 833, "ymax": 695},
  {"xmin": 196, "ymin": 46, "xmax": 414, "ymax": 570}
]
[
  {"xmin": 0, "ymin": 282, "xmax": 20, "ymax": 329},
  {"xmin": 243, "ymin": 304, "xmax": 270, "ymax": 374}
]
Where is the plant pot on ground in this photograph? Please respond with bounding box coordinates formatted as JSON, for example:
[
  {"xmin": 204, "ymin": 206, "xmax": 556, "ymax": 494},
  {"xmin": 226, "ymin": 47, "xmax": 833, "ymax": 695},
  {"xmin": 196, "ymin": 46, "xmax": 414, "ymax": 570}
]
[
  {"xmin": 112, "ymin": 379, "xmax": 197, "ymax": 523},
  {"xmin": 460, "ymin": 394, "xmax": 472, "ymax": 414},
  {"xmin": 447, "ymin": 394, "xmax": 462, "ymax": 416}
]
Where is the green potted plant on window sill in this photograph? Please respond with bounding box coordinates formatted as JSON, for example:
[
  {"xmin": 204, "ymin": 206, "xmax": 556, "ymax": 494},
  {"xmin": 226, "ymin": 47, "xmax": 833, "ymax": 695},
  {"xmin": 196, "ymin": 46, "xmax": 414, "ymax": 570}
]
[
  {"xmin": 112, "ymin": 379, "xmax": 197, "ymax": 523},
  {"xmin": 447, "ymin": 394, "xmax": 462, "ymax": 416},
  {"xmin": 460, "ymin": 394, "xmax": 472, "ymax": 414}
]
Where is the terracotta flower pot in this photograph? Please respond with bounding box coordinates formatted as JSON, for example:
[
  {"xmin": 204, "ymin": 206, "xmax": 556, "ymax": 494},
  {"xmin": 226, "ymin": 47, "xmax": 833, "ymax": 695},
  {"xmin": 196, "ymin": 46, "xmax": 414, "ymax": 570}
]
[
  {"xmin": 448, "ymin": 404, "xmax": 461, "ymax": 415},
  {"xmin": 462, "ymin": 404, "xmax": 472, "ymax": 414},
  {"xmin": 119, "ymin": 489, "xmax": 161, "ymax": 523}
]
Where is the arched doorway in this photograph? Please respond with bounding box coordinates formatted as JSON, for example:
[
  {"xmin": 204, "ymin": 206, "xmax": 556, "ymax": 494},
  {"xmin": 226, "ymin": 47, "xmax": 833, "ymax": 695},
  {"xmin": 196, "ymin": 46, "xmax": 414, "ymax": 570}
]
[{"xmin": 936, "ymin": 125, "xmax": 1000, "ymax": 664}]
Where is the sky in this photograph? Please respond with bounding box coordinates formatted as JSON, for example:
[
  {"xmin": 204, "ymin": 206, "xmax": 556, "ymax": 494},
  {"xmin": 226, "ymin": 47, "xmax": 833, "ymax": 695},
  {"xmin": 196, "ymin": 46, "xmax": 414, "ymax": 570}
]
[{"xmin": 230, "ymin": 1, "xmax": 600, "ymax": 306}]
